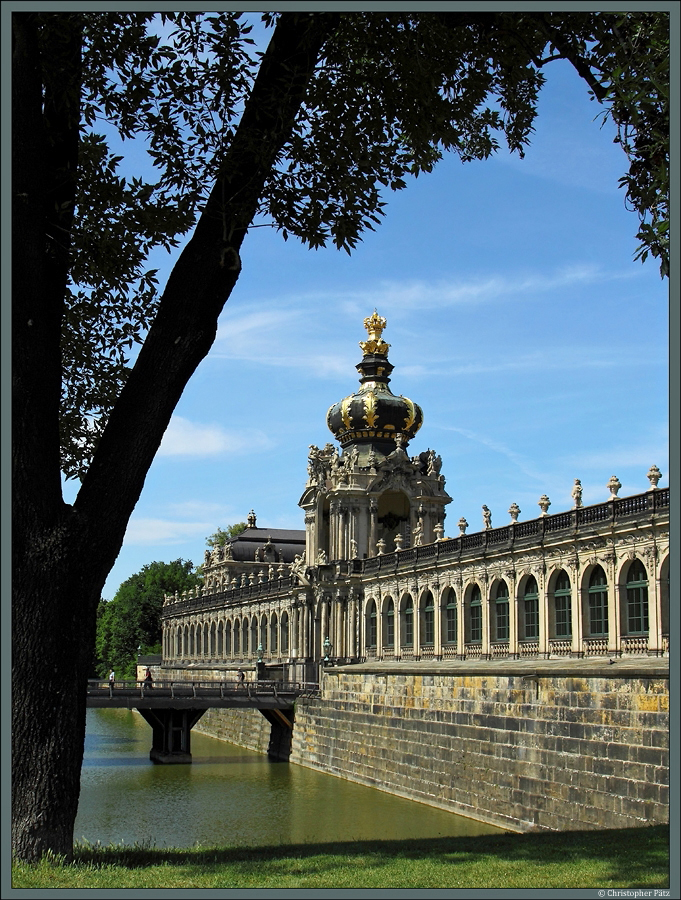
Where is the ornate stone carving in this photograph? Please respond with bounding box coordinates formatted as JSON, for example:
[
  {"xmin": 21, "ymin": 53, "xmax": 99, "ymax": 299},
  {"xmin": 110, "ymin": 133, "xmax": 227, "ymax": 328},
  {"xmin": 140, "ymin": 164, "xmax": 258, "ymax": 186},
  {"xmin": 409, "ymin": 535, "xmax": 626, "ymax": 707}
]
[
  {"xmin": 607, "ymin": 475, "xmax": 621, "ymax": 498},
  {"xmin": 482, "ymin": 506, "xmax": 492, "ymax": 529},
  {"xmin": 508, "ymin": 503, "xmax": 521, "ymax": 522},
  {"xmin": 571, "ymin": 479, "xmax": 583, "ymax": 508},
  {"xmin": 538, "ymin": 495, "xmax": 551, "ymax": 516},
  {"xmin": 647, "ymin": 465, "xmax": 662, "ymax": 489},
  {"xmin": 458, "ymin": 517, "xmax": 468, "ymax": 535}
]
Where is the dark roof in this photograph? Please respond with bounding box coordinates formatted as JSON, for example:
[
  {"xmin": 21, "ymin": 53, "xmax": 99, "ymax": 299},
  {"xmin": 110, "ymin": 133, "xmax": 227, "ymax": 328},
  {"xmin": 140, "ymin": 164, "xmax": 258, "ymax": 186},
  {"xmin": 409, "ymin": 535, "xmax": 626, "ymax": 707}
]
[{"xmin": 226, "ymin": 526, "xmax": 305, "ymax": 563}]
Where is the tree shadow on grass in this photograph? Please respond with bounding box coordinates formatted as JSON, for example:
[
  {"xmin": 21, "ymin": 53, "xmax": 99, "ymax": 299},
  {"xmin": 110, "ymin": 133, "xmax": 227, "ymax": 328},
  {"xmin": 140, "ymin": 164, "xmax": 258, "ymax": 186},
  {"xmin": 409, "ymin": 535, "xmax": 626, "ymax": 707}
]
[{"xmin": 75, "ymin": 824, "xmax": 669, "ymax": 888}]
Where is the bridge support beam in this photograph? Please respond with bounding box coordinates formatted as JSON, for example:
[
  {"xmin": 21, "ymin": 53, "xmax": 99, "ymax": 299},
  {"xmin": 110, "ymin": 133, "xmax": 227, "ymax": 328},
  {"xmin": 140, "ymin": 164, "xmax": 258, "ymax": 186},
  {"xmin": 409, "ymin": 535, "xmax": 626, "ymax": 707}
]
[
  {"xmin": 137, "ymin": 708, "xmax": 207, "ymax": 764},
  {"xmin": 259, "ymin": 708, "xmax": 294, "ymax": 761}
]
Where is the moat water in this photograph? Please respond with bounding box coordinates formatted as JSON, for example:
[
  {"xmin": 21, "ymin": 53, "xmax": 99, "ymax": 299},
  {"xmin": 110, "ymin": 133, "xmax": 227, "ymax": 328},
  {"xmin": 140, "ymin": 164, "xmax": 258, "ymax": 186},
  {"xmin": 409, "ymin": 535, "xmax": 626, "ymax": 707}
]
[{"xmin": 75, "ymin": 709, "xmax": 503, "ymax": 848}]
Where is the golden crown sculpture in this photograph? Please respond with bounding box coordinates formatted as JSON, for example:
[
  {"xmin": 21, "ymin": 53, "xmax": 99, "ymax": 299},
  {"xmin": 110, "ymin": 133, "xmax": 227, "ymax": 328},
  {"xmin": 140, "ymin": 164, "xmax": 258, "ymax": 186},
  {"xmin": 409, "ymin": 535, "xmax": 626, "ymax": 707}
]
[{"xmin": 359, "ymin": 310, "xmax": 390, "ymax": 357}]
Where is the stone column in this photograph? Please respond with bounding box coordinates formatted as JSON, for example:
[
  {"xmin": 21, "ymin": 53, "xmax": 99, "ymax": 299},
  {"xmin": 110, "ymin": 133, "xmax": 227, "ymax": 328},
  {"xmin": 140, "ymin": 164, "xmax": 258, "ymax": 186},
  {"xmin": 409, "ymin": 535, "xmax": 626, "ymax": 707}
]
[
  {"xmin": 646, "ymin": 546, "xmax": 661, "ymax": 654},
  {"xmin": 329, "ymin": 500, "xmax": 339, "ymax": 560},
  {"xmin": 456, "ymin": 579, "xmax": 465, "ymax": 658},
  {"xmin": 413, "ymin": 585, "xmax": 421, "ymax": 658},
  {"xmin": 433, "ymin": 583, "xmax": 442, "ymax": 659},
  {"xmin": 605, "ymin": 550, "xmax": 619, "ymax": 654},
  {"xmin": 568, "ymin": 559, "xmax": 582, "ymax": 655},
  {"xmin": 508, "ymin": 572, "xmax": 518, "ymax": 658},
  {"xmin": 480, "ymin": 575, "xmax": 490, "ymax": 659},
  {"xmin": 369, "ymin": 498, "xmax": 378, "ymax": 558},
  {"xmin": 538, "ymin": 565, "xmax": 549, "ymax": 657},
  {"xmin": 348, "ymin": 593, "xmax": 357, "ymax": 658}
]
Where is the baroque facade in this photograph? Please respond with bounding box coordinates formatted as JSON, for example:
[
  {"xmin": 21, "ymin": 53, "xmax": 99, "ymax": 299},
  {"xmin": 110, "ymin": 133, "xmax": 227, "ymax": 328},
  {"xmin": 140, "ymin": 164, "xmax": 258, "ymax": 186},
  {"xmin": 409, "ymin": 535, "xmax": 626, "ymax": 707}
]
[{"xmin": 162, "ymin": 313, "xmax": 670, "ymax": 680}]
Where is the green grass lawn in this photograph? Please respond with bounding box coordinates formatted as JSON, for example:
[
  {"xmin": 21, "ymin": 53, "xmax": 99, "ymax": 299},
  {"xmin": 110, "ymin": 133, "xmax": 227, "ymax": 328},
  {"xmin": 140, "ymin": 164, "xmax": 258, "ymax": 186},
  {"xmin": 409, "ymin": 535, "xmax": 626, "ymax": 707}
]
[{"xmin": 12, "ymin": 825, "xmax": 669, "ymax": 889}]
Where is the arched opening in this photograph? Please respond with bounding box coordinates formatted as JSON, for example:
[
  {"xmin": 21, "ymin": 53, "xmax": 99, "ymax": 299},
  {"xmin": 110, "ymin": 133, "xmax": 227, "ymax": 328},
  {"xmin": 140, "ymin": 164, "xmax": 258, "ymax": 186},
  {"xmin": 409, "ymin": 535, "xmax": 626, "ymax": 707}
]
[
  {"xmin": 551, "ymin": 570, "xmax": 572, "ymax": 639},
  {"xmin": 466, "ymin": 584, "xmax": 482, "ymax": 644},
  {"xmin": 377, "ymin": 491, "xmax": 411, "ymax": 552},
  {"xmin": 491, "ymin": 580, "xmax": 509, "ymax": 642},
  {"xmin": 225, "ymin": 621, "xmax": 232, "ymax": 658},
  {"xmin": 270, "ymin": 614, "xmax": 278, "ymax": 654},
  {"xmin": 280, "ymin": 611, "xmax": 289, "ymax": 654},
  {"xmin": 367, "ymin": 599, "xmax": 377, "ymax": 649},
  {"xmin": 624, "ymin": 559, "xmax": 649, "ymax": 635},
  {"xmin": 400, "ymin": 594, "xmax": 414, "ymax": 650},
  {"xmin": 522, "ymin": 576, "xmax": 539, "ymax": 641},
  {"xmin": 383, "ymin": 597, "xmax": 395, "ymax": 648},
  {"xmin": 442, "ymin": 587, "xmax": 457, "ymax": 648},
  {"xmin": 587, "ymin": 566, "xmax": 609, "ymax": 637},
  {"xmin": 420, "ymin": 591, "xmax": 435, "ymax": 647}
]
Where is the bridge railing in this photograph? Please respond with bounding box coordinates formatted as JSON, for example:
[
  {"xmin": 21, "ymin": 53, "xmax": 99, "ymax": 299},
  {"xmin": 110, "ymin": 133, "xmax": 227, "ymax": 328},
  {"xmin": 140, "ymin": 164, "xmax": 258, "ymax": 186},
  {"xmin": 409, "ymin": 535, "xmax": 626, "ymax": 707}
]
[{"xmin": 87, "ymin": 679, "xmax": 319, "ymax": 699}]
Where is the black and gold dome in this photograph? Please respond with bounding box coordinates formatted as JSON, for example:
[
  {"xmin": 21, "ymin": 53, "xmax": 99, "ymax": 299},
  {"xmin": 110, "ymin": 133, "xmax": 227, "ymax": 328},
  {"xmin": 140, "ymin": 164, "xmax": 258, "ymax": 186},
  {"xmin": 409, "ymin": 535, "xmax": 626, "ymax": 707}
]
[{"xmin": 326, "ymin": 312, "xmax": 423, "ymax": 453}]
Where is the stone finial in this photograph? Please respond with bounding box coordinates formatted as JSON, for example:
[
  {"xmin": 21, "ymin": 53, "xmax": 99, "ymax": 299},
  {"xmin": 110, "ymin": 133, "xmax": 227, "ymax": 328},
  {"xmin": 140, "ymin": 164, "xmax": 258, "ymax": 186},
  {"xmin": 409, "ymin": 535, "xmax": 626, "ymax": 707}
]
[
  {"xmin": 394, "ymin": 532, "xmax": 404, "ymax": 550},
  {"xmin": 458, "ymin": 517, "xmax": 468, "ymax": 535},
  {"xmin": 434, "ymin": 523, "xmax": 445, "ymax": 541},
  {"xmin": 538, "ymin": 495, "xmax": 551, "ymax": 516},
  {"xmin": 607, "ymin": 475, "xmax": 621, "ymax": 498},
  {"xmin": 376, "ymin": 537, "xmax": 387, "ymax": 556},
  {"xmin": 571, "ymin": 479, "xmax": 583, "ymax": 508},
  {"xmin": 647, "ymin": 465, "xmax": 662, "ymax": 489},
  {"xmin": 508, "ymin": 503, "xmax": 521, "ymax": 523},
  {"xmin": 482, "ymin": 505, "xmax": 492, "ymax": 529}
]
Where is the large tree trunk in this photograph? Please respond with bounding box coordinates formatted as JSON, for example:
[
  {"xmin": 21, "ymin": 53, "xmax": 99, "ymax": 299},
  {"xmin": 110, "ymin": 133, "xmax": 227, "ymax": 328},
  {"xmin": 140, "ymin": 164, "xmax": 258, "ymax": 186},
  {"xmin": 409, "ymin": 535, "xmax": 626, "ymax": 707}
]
[{"xmin": 12, "ymin": 11, "xmax": 338, "ymax": 862}]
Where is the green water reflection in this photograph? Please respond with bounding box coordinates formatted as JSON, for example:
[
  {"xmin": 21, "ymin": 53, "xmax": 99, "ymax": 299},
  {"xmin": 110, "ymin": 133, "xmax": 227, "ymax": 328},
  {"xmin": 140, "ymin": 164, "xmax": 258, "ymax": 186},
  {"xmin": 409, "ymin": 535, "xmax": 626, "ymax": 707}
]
[{"xmin": 75, "ymin": 709, "xmax": 503, "ymax": 848}]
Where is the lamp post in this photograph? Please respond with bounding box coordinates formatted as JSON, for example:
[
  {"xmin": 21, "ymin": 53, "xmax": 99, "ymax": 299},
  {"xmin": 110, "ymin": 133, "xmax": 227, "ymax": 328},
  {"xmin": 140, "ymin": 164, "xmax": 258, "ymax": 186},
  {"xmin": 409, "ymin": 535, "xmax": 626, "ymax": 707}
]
[{"xmin": 322, "ymin": 636, "xmax": 332, "ymax": 666}]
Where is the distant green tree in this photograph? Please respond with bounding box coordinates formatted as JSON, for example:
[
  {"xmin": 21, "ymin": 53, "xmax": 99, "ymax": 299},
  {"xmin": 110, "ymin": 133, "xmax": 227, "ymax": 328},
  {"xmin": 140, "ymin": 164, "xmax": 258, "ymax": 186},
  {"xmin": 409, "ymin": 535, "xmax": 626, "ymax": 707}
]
[
  {"xmin": 95, "ymin": 559, "xmax": 201, "ymax": 679},
  {"xmin": 206, "ymin": 523, "xmax": 247, "ymax": 548}
]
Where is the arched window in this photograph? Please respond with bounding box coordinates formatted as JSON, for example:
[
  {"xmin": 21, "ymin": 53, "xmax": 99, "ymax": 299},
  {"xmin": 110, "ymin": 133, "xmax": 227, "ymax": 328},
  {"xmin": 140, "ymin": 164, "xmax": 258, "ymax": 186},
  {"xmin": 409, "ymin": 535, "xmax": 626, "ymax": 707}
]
[
  {"xmin": 210, "ymin": 622, "xmax": 217, "ymax": 656},
  {"xmin": 217, "ymin": 621, "xmax": 223, "ymax": 657},
  {"xmin": 280, "ymin": 612, "xmax": 289, "ymax": 653},
  {"xmin": 368, "ymin": 600, "xmax": 377, "ymax": 648},
  {"xmin": 385, "ymin": 599, "xmax": 395, "ymax": 647},
  {"xmin": 270, "ymin": 614, "xmax": 278, "ymax": 653},
  {"xmin": 233, "ymin": 619, "xmax": 240, "ymax": 654},
  {"xmin": 588, "ymin": 566, "xmax": 609, "ymax": 636},
  {"xmin": 523, "ymin": 576, "xmax": 539, "ymax": 640},
  {"xmin": 251, "ymin": 618, "xmax": 258, "ymax": 656},
  {"xmin": 445, "ymin": 589, "xmax": 457, "ymax": 645},
  {"xmin": 494, "ymin": 581, "xmax": 509, "ymax": 641},
  {"xmin": 402, "ymin": 596, "xmax": 413, "ymax": 647},
  {"xmin": 242, "ymin": 619, "xmax": 249, "ymax": 655},
  {"xmin": 422, "ymin": 592, "xmax": 434, "ymax": 645},
  {"xmin": 469, "ymin": 585, "xmax": 482, "ymax": 643},
  {"xmin": 260, "ymin": 615, "xmax": 267, "ymax": 653},
  {"xmin": 554, "ymin": 571, "xmax": 572, "ymax": 637},
  {"xmin": 225, "ymin": 621, "xmax": 232, "ymax": 657},
  {"xmin": 626, "ymin": 560, "xmax": 649, "ymax": 634}
]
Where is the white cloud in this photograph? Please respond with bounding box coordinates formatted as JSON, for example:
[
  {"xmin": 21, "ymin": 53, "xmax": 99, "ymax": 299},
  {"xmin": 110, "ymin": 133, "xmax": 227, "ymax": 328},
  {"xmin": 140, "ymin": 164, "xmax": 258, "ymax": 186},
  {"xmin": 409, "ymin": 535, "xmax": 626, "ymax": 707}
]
[
  {"xmin": 158, "ymin": 416, "xmax": 272, "ymax": 457},
  {"xmin": 327, "ymin": 266, "xmax": 637, "ymax": 313},
  {"xmin": 124, "ymin": 517, "xmax": 215, "ymax": 546}
]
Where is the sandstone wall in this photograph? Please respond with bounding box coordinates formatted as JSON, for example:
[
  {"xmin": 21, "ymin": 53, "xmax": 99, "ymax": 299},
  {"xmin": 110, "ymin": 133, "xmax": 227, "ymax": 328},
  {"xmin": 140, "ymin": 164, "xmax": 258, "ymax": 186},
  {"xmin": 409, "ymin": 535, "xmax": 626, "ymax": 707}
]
[{"xmin": 289, "ymin": 668, "xmax": 669, "ymax": 832}]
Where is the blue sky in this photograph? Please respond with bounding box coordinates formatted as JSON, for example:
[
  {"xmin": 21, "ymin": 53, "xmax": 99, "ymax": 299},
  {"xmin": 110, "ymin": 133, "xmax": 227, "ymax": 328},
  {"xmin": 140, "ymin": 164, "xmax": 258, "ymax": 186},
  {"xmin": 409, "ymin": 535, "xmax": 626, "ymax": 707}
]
[{"xmin": 64, "ymin": 48, "xmax": 669, "ymax": 601}]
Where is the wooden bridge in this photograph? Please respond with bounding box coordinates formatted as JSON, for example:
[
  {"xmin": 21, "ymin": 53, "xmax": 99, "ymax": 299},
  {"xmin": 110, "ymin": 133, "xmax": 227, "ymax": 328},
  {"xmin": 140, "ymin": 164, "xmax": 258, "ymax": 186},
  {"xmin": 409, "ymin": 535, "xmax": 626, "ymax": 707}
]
[{"xmin": 87, "ymin": 679, "xmax": 319, "ymax": 763}]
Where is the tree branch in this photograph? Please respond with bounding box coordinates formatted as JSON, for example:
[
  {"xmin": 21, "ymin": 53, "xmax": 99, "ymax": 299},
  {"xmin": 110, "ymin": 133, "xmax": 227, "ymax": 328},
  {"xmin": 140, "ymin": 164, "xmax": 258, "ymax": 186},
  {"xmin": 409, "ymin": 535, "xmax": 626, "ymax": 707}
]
[{"xmin": 74, "ymin": 12, "xmax": 340, "ymax": 578}]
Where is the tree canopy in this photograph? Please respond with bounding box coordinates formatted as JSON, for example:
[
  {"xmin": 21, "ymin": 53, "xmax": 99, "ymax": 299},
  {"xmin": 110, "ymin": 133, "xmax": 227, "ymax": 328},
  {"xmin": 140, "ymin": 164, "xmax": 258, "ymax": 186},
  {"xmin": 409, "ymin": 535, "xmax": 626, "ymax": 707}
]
[
  {"xmin": 12, "ymin": 9, "xmax": 669, "ymax": 864},
  {"xmin": 95, "ymin": 559, "xmax": 201, "ymax": 679},
  {"xmin": 41, "ymin": 10, "xmax": 669, "ymax": 480},
  {"xmin": 206, "ymin": 523, "xmax": 248, "ymax": 548}
]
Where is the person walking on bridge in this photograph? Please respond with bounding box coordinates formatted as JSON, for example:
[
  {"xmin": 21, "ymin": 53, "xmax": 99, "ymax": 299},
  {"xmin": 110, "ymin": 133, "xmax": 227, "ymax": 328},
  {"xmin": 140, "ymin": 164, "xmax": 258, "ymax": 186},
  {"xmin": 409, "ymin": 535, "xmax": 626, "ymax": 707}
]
[
  {"xmin": 108, "ymin": 669, "xmax": 115, "ymax": 684},
  {"xmin": 144, "ymin": 668, "xmax": 153, "ymax": 689}
]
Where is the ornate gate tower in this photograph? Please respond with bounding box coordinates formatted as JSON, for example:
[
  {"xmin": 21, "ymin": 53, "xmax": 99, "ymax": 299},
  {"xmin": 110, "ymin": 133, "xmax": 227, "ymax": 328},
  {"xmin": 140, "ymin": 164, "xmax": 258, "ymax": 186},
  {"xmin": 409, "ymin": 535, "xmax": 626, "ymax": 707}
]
[{"xmin": 299, "ymin": 312, "xmax": 451, "ymax": 563}]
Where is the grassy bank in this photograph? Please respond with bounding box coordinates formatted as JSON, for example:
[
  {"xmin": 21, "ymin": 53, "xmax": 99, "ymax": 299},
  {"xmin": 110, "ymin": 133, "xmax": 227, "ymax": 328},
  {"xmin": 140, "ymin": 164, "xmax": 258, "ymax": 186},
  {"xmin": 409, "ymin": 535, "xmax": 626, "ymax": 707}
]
[{"xmin": 12, "ymin": 825, "xmax": 669, "ymax": 890}]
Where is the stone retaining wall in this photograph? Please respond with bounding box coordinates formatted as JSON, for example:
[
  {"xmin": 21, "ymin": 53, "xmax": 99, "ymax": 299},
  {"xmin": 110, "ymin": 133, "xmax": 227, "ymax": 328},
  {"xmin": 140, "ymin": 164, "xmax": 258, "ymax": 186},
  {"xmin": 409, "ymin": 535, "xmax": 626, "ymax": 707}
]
[{"xmin": 289, "ymin": 666, "xmax": 668, "ymax": 832}]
